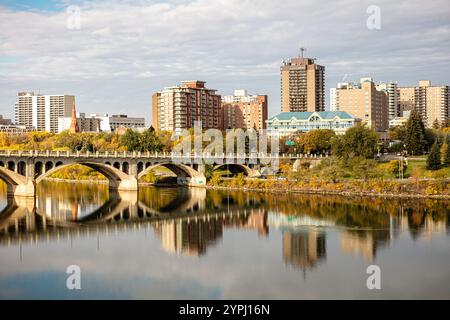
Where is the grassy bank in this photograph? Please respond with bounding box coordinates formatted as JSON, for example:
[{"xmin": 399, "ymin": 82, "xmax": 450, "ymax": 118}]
[{"xmin": 207, "ymin": 175, "xmax": 450, "ymax": 198}]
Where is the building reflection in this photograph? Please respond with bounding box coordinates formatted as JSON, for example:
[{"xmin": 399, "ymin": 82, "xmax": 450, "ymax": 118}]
[
  {"xmin": 282, "ymin": 229, "xmax": 326, "ymax": 272},
  {"xmin": 153, "ymin": 219, "xmax": 223, "ymax": 256},
  {"xmin": 152, "ymin": 208, "xmax": 269, "ymax": 256},
  {"xmin": 340, "ymin": 230, "xmax": 390, "ymax": 261}
]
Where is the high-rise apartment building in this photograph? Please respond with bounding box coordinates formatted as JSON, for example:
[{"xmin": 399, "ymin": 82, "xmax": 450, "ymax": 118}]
[
  {"xmin": 330, "ymin": 88, "xmax": 338, "ymax": 111},
  {"xmin": 398, "ymin": 80, "xmax": 449, "ymax": 128},
  {"xmin": 89, "ymin": 114, "xmax": 145, "ymax": 132},
  {"xmin": 333, "ymin": 78, "xmax": 388, "ymax": 131},
  {"xmin": 14, "ymin": 92, "xmax": 74, "ymax": 132},
  {"xmin": 398, "ymin": 87, "xmax": 416, "ymax": 115},
  {"xmin": 152, "ymin": 81, "xmax": 221, "ymax": 132},
  {"xmin": 280, "ymin": 56, "xmax": 325, "ymax": 112},
  {"xmin": 221, "ymin": 90, "xmax": 268, "ymax": 130},
  {"xmin": 329, "ymin": 82, "xmax": 358, "ymax": 111},
  {"xmin": 376, "ymin": 81, "xmax": 399, "ymax": 120}
]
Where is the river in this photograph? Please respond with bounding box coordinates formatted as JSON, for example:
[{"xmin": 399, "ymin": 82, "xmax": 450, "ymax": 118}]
[{"xmin": 0, "ymin": 181, "xmax": 449, "ymax": 299}]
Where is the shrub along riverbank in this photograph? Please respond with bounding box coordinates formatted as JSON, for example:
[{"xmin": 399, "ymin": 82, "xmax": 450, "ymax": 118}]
[{"xmin": 206, "ymin": 175, "xmax": 449, "ymax": 198}]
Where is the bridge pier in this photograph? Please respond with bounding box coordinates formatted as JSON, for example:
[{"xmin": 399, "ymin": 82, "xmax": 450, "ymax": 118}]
[
  {"xmin": 110, "ymin": 176, "xmax": 139, "ymax": 191},
  {"xmin": 185, "ymin": 175, "xmax": 207, "ymax": 186},
  {"xmin": 8, "ymin": 179, "xmax": 35, "ymax": 198}
]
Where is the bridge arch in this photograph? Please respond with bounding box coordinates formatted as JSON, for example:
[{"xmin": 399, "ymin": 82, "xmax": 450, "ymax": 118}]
[
  {"xmin": 17, "ymin": 161, "xmax": 26, "ymax": 176},
  {"xmin": 35, "ymin": 161, "xmax": 136, "ymax": 190},
  {"xmin": 45, "ymin": 161, "xmax": 53, "ymax": 172},
  {"xmin": 138, "ymin": 162, "xmax": 205, "ymax": 186},
  {"xmin": 122, "ymin": 162, "xmax": 129, "ymax": 174},
  {"xmin": 7, "ymin": 161, "xmax": 15, "ymax": 171},
  {"xmin": 137, "ymin": 161, "xmax": 144, "ymax": 174},
  {"xmin": 35, "ymin": 161, "xmax": 43, "ymax": 177},
  {"xmin": 0, "ymin": 166, "xmax": 34, "ymax": 196},
  {"xmin": 213, "ymin": 163, "xmax": 258, "ymax": 177}
]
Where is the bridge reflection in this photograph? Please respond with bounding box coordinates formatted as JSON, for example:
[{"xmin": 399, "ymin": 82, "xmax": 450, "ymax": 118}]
[
  {"xmin": 0, "ymin": 187, "xmax": 269, "ymax": 258},
  {"xmin": 0, "ymin": 184, "xmax": 448, "ymax": 273}
]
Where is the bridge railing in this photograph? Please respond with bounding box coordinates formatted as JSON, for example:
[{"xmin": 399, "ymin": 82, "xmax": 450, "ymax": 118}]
[{"xmin": 0, "ymin": 149, "xmax": 329, "ymax": 159}]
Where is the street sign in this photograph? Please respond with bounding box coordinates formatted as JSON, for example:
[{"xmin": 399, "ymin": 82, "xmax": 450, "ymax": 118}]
[{"xmin": 285, "ymin": 140, "xmax": 295, "ymax": 146}]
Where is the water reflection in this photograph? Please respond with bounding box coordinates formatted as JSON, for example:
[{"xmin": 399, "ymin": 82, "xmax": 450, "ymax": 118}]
[
  {"xmin": 282, "ymin": 229, "xmax": 326, "ymax": 272},
  {"xmin": 0, "ymin": 181, "xmax": 449, "ymax": 268}
]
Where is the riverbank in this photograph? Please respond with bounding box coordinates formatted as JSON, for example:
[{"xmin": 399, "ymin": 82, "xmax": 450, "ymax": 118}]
[
  {"xmin": 41, "ymin": 177, "xmax": 450, "ymax": 199},
  {"xmin": 204, "ymin": 184, "xmax": 450, "ymax": 199},
  {"xmin": 206, "ymin": 177, "xmax": 450, "ymax": 199}
]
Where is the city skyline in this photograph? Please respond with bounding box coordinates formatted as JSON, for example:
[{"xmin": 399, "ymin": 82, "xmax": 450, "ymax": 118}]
[{"xmin": 1, "ymin": 0, "xmax": 449, "ymax": 124}]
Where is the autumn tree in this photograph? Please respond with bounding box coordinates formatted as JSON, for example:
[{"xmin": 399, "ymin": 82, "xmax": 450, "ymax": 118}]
[
  {"xmin": 386, "ymin": 159, "xmax": 408, "ymax": 178},
  {"xmin": 297, "ymin": 129, "xmax": 335, "ymax": 154}
]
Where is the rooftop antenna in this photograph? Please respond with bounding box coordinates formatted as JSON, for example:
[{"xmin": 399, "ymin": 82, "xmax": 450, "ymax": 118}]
[{"xmin": 299, "ymin": 47, "xmax": 306, "ymax": 58}]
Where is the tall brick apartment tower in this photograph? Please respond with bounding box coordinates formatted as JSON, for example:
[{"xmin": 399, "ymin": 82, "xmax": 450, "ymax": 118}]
[
  {"xmin": 281, "ymin": 51, "xmax": 325, "ymax": 112},
  {"xmin": 152, "ymin": 80, "xmax": 221, "ymax": 132}
]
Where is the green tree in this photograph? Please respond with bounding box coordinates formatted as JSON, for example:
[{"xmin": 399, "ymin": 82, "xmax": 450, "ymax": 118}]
[
  {"xmin": 120, "ymin": 129, "xmax": 141, "ymax": 151},
  {"xmin": 389, "ymin": 125, "xmax": 407, "ymax": 141},
  {"xmin": 426, "ymin": 142, "xmax": 441, "ymax": 170},
  {"xmin": 424, "ymin": 129, "xmax": 437, "ymax": 152},
  {"xmin": 331, "ymin": 125, "xmax": 378, "ymax": 159},
  {"xmin": 443, "ymin": 136, "xmax": 450, "ymax": 167},
  {"xmin": 140, "ymin": 128, "xmax": 163, "ymax": 152},
  {"xmin": 404, "ymin": 110, "xmax": 426, "ymax": 155}
]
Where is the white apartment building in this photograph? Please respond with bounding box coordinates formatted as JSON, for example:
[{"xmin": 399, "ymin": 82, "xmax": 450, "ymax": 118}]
[
  {"xmin": 398, "ymin": 80, "xmax": 449, "ymax": 128},
  {"xmin": 58, "ymin": 113, "xmax": 101, "ymax": 133},
  {"xmin": 89, "ymin": 114, "xmax": 146, "ymax": 132},
  {"xmin": 14, "ymin": 92, "xmax": 74, "ymax": 133},
  {"xmin": 330, "ymin": 88, "xmax": 338, "ymax": 111},
  {"xmin": 222, "ymin": 90, "xmax": 259, "ymax": 103},
  {"xmin": 376, "ymin": 81, "xmax": 399, "ymax": 120}
]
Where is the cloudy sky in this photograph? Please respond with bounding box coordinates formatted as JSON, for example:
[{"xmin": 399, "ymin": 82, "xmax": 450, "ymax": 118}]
[{"xmin": 0, "ymin": 0, "xmax": 449, "ymax": 124}]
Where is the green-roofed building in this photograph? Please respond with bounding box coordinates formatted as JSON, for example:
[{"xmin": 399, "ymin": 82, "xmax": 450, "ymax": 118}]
[{"xmin": 266, "ymin": 111, "xmax": 361, "ymax": 137}]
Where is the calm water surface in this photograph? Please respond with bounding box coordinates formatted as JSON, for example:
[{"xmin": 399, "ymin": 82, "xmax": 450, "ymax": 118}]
[{"xmin": 0, "ymin": 181, "xmax": 449, "ymax": 299}]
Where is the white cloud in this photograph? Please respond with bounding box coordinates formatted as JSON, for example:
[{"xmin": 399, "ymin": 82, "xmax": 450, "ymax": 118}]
[{"xmin": 0, "ymin": 0, "xmax": 449, "ymax": 120}]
